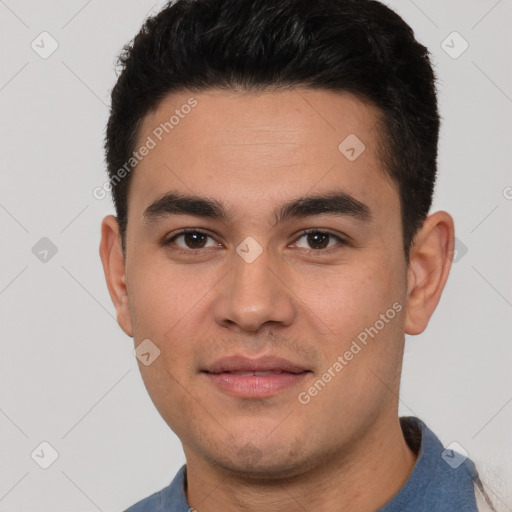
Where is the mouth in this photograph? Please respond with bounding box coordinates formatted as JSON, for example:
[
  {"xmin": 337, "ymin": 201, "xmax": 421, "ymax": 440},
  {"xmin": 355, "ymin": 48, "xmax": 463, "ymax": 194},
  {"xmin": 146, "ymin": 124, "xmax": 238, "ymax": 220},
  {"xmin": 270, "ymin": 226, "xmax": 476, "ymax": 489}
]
[
  {"xmin": 201, "ymin": 355, "xmax": 311, "ymax": 398},
  {"xmin": 220, "ymin": 370, "xmax": 296, "ymax": 376}
]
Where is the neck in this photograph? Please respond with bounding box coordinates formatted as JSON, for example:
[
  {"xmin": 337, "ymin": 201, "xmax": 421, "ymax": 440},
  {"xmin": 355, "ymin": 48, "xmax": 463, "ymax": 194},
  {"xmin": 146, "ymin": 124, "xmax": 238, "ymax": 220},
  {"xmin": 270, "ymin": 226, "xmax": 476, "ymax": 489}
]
[{"xmin": 184, "ymin": 414, "xmax": 418, "ymax": 512}]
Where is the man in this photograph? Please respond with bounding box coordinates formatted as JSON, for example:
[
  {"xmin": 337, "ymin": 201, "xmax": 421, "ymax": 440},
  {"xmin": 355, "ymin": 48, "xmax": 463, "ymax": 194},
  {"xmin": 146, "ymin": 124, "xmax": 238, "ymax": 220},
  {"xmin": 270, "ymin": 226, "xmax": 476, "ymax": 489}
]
[{"xmin": 99, "ymin": 0, "xmax": 497, "ymax": 510}]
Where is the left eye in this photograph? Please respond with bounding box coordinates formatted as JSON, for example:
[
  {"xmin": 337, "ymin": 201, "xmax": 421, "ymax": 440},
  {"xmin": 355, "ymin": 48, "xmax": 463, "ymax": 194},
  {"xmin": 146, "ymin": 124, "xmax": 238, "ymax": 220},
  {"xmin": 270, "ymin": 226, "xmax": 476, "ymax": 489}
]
[{"xmin": 293, "ymin": 231, "xmax": 345, "ymax": 251}]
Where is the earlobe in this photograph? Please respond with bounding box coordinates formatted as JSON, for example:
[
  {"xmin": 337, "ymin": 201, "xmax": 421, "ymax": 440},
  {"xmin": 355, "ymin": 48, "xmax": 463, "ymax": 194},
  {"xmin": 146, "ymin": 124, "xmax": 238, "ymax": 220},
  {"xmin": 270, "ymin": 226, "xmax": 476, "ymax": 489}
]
[
  {"xmin": 404, "ymin": 211, "xmax": 455, "ymax": 335},
  {"xmin": 99, "ymin": 215, "xmax": 133, "ymax": 337}
]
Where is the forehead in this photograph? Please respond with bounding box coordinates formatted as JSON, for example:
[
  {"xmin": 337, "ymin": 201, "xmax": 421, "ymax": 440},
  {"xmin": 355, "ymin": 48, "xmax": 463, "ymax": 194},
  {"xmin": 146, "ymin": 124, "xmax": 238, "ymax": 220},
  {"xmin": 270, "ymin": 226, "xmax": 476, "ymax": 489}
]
[{"xmin": 128, "ymin": 88, "xmax": 398, "ymax": 225}]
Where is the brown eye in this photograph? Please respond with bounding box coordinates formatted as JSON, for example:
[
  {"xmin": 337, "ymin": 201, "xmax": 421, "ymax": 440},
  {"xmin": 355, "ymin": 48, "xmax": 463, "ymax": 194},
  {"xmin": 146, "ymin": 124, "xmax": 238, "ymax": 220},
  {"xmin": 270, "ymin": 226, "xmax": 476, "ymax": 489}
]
[
  {"xmin": 167, "ymin": 230, "xmax": 218, "ymax": 250},
  {"xmin": 306, "ymin": 232, "xmax": 330, "ymax": 249},
  {"xmin": 294, "ymin": 230, "xmax": 346, "ymax": 251},
  {"xmin": 181, "ymin": 232, "xmax": 208, "ymax": 249}
]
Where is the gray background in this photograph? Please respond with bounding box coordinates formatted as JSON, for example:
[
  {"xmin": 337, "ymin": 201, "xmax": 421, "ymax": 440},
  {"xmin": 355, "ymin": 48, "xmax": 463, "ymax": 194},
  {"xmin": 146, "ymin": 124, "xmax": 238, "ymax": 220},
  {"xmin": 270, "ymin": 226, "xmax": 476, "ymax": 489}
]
[{"xmin": 0, "ymin": 0, "xmax": 511, "ymax": 510}]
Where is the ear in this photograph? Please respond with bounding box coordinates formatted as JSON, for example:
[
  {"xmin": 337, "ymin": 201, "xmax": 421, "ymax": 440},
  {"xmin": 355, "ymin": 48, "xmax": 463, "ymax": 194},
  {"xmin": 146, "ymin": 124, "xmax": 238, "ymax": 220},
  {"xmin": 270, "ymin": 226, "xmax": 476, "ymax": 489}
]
[
  {"xmin": 99, "ymin": 215, "xmax": 133, "ymax": 337},
  {"xmin": 404, "ymin": 211, "xmax": 455, "ymax": 335}
]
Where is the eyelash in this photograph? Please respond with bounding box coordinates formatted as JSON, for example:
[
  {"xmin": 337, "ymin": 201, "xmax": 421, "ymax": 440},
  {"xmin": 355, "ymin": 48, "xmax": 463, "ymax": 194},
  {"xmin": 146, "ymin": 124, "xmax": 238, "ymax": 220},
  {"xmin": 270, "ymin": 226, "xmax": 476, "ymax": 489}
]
[{"xmin": 164, "ymin": 228, "xmax": 349, "ymax": 255}]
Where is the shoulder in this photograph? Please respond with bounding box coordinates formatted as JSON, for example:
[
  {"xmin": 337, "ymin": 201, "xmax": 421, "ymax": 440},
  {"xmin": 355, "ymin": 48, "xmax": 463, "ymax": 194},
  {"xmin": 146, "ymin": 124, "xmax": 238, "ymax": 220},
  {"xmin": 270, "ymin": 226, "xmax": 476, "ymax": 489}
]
[
  {"xmin": 123, "ymin": 489, "xmax": 164, "ymax": 512},
  {"xmin": 122, "ymin": 465, "xmax": 188, "ymax": 512}
]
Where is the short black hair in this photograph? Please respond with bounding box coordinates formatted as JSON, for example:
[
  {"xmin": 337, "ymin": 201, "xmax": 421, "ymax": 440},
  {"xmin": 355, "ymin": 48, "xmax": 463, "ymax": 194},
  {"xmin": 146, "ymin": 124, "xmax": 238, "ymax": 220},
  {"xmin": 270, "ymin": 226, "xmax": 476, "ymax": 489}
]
[{"xmin": 104, "ymin": 0, "xmax": 440, "ymax": 260}]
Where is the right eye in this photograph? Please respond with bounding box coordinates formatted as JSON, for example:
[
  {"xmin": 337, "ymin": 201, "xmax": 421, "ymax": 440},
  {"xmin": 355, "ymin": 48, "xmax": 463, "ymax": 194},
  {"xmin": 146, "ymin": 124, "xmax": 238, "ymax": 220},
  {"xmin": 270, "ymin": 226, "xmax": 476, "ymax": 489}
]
[{"xmin": 165, "ymin": 229, "xmax": 221, "ymax": 252}]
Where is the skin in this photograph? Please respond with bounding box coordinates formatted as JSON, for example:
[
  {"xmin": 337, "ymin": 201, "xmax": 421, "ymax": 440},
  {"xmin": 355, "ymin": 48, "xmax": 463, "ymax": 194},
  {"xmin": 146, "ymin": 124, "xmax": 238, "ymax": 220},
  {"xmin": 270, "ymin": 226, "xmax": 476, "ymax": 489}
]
[{"xmin": 100, "ymin": 88, "xmax": 454, "ymax": 512}]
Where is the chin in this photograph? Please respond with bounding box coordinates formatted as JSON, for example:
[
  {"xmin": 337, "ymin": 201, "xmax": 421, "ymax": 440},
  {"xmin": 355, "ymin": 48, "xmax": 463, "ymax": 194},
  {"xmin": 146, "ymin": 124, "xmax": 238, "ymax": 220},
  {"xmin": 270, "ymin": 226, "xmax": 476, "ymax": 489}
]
[{"xmin": 203, "ymin": 439, "xmax": 316, "ymax": 481}]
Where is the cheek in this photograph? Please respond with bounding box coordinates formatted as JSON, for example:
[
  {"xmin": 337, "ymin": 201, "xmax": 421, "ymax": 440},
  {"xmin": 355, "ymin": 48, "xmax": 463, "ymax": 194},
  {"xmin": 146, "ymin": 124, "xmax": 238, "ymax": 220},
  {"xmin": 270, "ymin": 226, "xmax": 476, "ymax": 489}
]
[
  {"xmin": 127, "ymin": 253, "xmax": 212, "ymax": 341},
  {"xmin": 298, "ymin": 254, "xmax": 407, "ymax": 404},
  {"xmin": 128, "ymin": 265, "xmax": 200, "ymax": 422},
  {"xmin": 322, "ymin": 264, "xmax": 405, "ymax": 376},
  {"xmin": 126, "ymin": 253, "xmax": 213, "ymax": 380},
  {"xmin": 298, "ymin": 279, "xmax": 405, "ymax": 438},
  {"xmin": 298, "ymin": 258, "xmax": 404, "ymax": 339}
]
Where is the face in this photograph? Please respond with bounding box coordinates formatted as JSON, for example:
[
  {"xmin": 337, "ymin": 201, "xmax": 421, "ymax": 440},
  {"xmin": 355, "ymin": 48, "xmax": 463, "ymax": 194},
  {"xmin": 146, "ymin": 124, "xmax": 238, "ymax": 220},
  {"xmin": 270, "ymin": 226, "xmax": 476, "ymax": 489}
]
[{"xmin": 108, "ymin": 88, "xmax": 412, "ymax": 477}]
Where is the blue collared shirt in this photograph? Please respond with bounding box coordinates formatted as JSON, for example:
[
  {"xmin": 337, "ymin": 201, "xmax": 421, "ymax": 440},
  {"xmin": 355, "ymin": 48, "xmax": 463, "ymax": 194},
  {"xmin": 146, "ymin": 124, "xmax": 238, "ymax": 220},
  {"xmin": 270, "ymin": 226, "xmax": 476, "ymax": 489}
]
[{"xmin": 124, "ymin": 416, "xmax": 480, "ymax": 511}]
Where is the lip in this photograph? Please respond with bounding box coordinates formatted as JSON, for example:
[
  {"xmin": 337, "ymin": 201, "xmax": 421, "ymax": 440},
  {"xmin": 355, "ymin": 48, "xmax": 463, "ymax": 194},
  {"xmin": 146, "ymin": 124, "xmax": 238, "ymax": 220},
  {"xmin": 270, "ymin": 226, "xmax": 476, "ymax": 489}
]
[{"xmin": 201, "ymin": 355, "xmax": 311, "ymax": 398}]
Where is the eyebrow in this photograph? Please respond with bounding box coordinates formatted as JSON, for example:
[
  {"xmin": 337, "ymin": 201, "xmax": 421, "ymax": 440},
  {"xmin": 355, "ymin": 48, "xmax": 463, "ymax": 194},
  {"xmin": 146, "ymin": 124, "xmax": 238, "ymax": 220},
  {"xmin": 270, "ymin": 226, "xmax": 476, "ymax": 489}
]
[{"xmin": 143, "ymin": 191, "xmax": 372, "ymax": 226}]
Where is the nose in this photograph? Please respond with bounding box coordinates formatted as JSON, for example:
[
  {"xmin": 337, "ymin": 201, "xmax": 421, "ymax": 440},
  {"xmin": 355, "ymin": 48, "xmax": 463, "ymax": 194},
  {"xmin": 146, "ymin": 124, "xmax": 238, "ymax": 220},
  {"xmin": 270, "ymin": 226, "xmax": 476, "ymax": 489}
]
[{"xmin": 212, "ymin": 245, "xmax": 296, "ymax": 333}]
